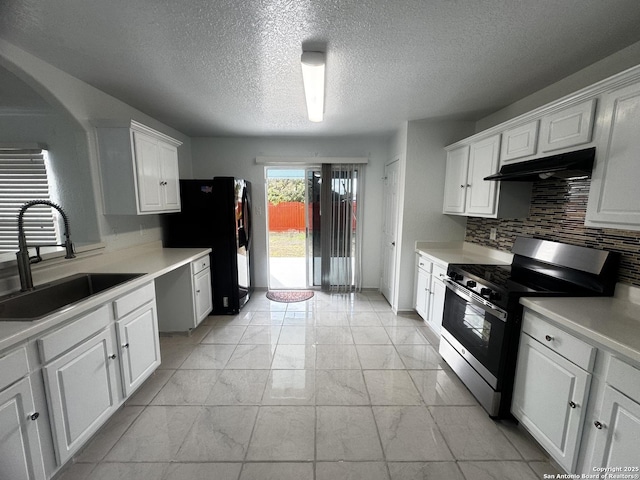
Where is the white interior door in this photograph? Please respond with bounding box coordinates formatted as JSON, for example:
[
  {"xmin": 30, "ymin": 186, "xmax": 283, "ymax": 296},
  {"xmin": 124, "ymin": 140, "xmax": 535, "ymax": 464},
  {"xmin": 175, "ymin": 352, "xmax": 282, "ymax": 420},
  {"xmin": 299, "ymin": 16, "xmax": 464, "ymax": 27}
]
[{"xmin": 381, "ymin": 160, "xmax": 400, "ymax": 304}]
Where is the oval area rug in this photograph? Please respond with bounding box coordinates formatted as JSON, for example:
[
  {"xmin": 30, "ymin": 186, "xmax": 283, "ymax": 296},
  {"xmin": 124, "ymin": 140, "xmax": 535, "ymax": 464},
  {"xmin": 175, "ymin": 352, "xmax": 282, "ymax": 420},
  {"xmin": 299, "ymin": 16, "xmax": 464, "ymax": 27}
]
[{"xmin": 266, "ymin": 290, "xmax": 314, "ymax": 303}]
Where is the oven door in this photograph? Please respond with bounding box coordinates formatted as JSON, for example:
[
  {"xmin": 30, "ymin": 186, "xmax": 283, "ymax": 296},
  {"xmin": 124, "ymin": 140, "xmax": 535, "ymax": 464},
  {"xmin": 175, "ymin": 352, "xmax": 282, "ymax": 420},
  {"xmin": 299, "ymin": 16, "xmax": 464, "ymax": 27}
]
[{"xmin": 441, "ymin": 280, "xmax": 508, "ymax": 388}]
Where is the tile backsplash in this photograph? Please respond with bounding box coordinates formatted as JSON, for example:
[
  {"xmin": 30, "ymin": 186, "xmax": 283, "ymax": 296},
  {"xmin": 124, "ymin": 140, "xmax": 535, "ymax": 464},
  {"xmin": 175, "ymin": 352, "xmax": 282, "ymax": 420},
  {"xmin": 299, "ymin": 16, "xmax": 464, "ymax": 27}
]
[{"xmin": 465, "ymin": 178, "xmax": 640, "ymax": 286}]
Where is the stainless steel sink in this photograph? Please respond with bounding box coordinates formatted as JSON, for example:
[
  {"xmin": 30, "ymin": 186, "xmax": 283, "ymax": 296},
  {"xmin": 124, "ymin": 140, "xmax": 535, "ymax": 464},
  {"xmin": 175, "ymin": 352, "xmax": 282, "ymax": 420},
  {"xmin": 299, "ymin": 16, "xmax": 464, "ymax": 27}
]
[{"xmin": 0, "ymin": 273, "xmax": 144, "ymax": 321}]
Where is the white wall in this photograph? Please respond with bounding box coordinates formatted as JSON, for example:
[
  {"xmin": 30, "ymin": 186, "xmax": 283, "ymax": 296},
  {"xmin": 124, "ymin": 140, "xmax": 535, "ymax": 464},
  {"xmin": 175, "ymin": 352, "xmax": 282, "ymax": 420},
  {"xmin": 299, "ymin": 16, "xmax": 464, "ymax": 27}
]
[
  {"xmin": 0, "ymin": 38, "xmax": 192, "ymax": 252},
  {"xmin": 190, "ymin": 136, "xmax": 389, "ymax": 289},
  {"xmin": 477, "ymin": 40, "xmax": 640, "ymax": 131},
  {"xmin": 393, "ymin": 119, "xmax": 473, "ymax": 311}
]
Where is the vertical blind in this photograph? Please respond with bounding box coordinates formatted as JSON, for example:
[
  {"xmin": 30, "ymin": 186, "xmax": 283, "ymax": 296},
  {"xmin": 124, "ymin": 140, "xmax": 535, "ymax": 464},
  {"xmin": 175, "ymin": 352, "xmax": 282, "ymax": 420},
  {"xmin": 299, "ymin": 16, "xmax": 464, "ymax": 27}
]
[
  {"xmin": 0, "ymin": 149, "xmax": 58, "ymax": 253},
  {"xmin": 320, "ymin": 163, "xmax": 364, "ymax": 292}
]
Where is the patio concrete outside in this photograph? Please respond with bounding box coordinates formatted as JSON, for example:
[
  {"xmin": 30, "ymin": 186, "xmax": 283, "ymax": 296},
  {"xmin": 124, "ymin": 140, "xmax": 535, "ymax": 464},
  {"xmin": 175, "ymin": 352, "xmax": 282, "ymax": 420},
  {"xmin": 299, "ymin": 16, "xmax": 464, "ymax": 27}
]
[{"xmin": 269, "ymin": 256, "xmax": 307, "ymax": 289}]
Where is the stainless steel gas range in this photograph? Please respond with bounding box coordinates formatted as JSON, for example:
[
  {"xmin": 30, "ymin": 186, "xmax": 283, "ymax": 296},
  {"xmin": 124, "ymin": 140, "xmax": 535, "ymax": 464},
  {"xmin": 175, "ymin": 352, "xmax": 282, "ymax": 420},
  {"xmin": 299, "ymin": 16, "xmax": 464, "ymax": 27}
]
[{"xmin": 438, "ymin": 237, "xmax": 619, "ymax": 418}]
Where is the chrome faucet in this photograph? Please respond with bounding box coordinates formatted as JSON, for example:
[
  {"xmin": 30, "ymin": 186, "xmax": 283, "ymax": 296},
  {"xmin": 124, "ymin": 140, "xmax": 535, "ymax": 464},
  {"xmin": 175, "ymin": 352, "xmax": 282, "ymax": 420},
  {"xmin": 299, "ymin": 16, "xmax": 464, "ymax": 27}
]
[{"xmin": 16, "ymin": 200, "xmax": 75, "ymax": 291}]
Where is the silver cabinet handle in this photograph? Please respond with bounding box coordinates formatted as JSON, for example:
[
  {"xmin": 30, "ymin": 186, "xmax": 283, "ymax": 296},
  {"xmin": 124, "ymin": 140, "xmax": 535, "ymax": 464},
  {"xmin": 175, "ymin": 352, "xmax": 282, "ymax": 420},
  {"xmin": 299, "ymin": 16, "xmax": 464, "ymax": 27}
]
[
  {"xmin": 109, "ymin": 354, "xmax": 117, "ymax": 360},
  {"xmin": 594, "ymin": 421, "xmax": 604, "ymax": 429},
  {"xmin": 569, "ymin": 401, "xmax": 576, "ymax": 409},
  {"xmin": 460, "ymin": 184, "xmax": 465, "ymax": 188},
  {"xmin": 466, "ymin": 184, "xmax": 471, "ymax": 187},
  {"xmin": 30, "ymin": 412, "xmax": 39, "ymax": 421},
  {"xmin": 122, "ymin": 343, "xmax": 130, "ymax": 349},
  {"xmin": 545, "ymin": 335, "xmax": 553, "ymax": 342}
]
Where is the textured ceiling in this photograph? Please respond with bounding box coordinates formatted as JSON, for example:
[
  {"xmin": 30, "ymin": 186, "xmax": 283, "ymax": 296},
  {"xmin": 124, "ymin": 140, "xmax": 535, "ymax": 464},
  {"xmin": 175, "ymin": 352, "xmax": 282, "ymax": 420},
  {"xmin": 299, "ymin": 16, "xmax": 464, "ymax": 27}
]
[{"xmin": 2, "ymin": 0, "xmax": 640, "ymax": 137}]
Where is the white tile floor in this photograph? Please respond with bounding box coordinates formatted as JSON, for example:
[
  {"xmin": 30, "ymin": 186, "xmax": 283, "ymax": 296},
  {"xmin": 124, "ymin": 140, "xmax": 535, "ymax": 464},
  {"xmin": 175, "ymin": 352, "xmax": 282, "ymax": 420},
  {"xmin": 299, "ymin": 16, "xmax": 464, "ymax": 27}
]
[{"xmin": 59, "ymin": 291, "xmax": 563, "ymax": 480}]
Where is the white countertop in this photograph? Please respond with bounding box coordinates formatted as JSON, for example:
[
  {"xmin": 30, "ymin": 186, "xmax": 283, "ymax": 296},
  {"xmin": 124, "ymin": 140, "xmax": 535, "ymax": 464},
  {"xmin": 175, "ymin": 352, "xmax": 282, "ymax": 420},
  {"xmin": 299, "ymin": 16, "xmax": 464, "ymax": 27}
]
[
  {"xmin": 415, "ymin": 241, "xmax": 513, "ymax": 266},
  {"xmin": 0, "ymin": 243, "xmax": 211, "ymax": 352},
  {"xmin": 521, "ymin": 286, "xmax": 640, "ymax": 366}
]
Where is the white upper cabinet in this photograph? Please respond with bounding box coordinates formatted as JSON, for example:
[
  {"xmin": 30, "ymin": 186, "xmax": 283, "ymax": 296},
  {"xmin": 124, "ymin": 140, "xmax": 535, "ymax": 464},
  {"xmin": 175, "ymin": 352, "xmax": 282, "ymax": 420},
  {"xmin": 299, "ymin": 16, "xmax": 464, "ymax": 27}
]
[
  {"xmin": 466, "ymin": 135, "xmax": 500, "ymax": 216},
  {"xmin": 443, "ymin": 145, "xmax": 469, "ymax": 214},
  {"xmin": 586, "ymin": 79, "xmax": 640, "ymax": 230},
  {"xmin": 500, "ymin": 120, "xmax": 539, "ymax": 164},
  {"xmin": 539, "ymin": 99, "xmax": 596, "ymax": 153},
  {"xmin": 443, "ymin": 135, "xmax": 531, "ymax": 218},
  {"xmin": 96, "ymin": 120, "xmax": 182, "ymax": 215}
]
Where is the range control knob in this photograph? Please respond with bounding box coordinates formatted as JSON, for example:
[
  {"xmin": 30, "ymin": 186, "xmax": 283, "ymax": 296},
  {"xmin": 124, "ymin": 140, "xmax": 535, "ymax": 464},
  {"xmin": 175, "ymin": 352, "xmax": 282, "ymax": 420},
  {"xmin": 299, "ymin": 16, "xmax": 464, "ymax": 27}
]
[
  {"xmin": 480, "ymin": 288, "xmax": 492, "ymax": 297},
  {"xmin": 449, "ymin": 272, "xmax": 463, "ymax": 281},
  {"xmin": 466, "ymin": 280, "xmax": 477, "ymax": 288},
  {"xmin": 490, "ymin": 292, "xmax": 502, "ymax": 301}
]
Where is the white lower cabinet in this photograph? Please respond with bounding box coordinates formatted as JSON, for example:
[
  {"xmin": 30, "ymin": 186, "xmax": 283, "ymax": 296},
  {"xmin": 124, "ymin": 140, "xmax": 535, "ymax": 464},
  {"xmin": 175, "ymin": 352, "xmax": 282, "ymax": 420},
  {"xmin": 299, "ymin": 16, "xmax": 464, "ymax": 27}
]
[
  {"xmin": 514, "ymin": 308, "xmax": 640, "ymax": 475},
  {"xmin": 0, "ymin": 377, "xmax": 46, "ymax": 480},
  {"xmin": 414, "ymin": 254, "xmax": 447, "ymax": 335},
  {"xmin": 156, "ymin": 253, "xmax": 213, "ymax": 332},
  {"xmin": 116, "ymin": 303, "xmax": 160, "ymax": 397},
  {"xmin": 512, "ymin": 332, "xmax": 591, "ymax": 472},
  {"xmin": 587, "ymin": 357, "xmax": 640, "ymax": 472},
  {"xmin": 427, "ymin": 275, "xmax": 446, "ymax": 335},
  {"xmin": 43, "ymin": 327, "xmax": 119, "ymax": 465},
  {"xmin": 415, "ymin": 263, "xmax": 431, "ymax": 320},
  {"xmin": 193, "ymin": 266, "xmax": 213, "ymax": 324},
  {"xmin": 590, "ymin": 385, "xmax": 640, "ymax": 468}
]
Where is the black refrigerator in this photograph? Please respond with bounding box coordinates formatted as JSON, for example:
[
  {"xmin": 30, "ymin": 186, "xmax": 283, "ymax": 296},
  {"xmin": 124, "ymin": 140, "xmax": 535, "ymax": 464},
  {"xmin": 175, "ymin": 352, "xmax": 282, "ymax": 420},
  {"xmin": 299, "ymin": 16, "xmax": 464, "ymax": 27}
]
[{"xmin": 161, "ymin": 177, "xmax": 253, "ymax": 314}]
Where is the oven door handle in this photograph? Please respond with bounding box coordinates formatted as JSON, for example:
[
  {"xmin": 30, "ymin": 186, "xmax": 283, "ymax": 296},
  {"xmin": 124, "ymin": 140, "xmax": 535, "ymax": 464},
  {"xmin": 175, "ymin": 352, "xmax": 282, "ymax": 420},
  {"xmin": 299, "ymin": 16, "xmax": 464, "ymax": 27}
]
[{"xmin": 443, "ymin": 278, "xmax": 508, "ymax": 322}]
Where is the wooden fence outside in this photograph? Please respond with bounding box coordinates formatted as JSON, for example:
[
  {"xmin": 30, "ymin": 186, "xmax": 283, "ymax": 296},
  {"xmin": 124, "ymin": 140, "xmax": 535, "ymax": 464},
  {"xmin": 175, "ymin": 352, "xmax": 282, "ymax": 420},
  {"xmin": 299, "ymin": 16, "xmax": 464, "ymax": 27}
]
[
  {"xmin": 268, "ymin": 202, "xmax": 305, "ymax": 232},
  {"xmin": 268, "ymin": 201, "xmax": 358, "ymax": 232}
]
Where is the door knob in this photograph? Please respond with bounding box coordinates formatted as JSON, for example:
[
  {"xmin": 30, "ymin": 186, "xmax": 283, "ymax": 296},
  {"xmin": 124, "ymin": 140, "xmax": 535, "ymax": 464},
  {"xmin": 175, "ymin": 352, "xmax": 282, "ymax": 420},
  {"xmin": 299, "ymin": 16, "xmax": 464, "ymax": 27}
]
[
  {"xmin": 594, "ymin": 421, "xmax": 604, "ymax": 429},
  {"xmin": 30, "ymin": 412, "xmax": 39, "ymax": 421},
  {"xmin": 568, "ymin": 401, "xmax": 576, "ymax": 408}
]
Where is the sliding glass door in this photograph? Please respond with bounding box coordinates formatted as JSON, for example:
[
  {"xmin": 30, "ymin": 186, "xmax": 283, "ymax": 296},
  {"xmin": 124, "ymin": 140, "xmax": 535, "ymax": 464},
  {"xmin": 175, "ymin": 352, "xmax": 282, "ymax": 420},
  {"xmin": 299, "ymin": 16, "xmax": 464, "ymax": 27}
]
[{"xmin": 267, "ymin": 164, "xmax": 363, "ymax": 291}]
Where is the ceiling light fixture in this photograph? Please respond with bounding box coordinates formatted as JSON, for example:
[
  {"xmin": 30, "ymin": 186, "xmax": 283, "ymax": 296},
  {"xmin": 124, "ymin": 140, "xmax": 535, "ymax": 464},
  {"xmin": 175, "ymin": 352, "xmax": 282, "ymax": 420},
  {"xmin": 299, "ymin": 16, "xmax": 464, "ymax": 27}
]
[{"xmin": 301, "ymin": 51, "xmax": 325, "ymax": 122}]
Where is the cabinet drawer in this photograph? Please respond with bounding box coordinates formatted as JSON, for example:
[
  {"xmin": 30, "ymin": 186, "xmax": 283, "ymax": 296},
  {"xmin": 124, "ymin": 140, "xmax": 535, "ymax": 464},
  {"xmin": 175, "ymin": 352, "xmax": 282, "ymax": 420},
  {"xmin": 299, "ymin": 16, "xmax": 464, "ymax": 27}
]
[
  {"xmin": 606, "ymin": 356, "xmax": 640, "ymax": 402},
  {"xmin": 38, "ymin": 305, "xmax": 110, "ymax": 364},
  {"xmin": 113, "ymin": 282, "xmax": 155, "ymax": 319},
  {"xmin": 191, "ymin": 255, "xmax": 210, "ymax": 275},
  {"xmin": 432, "ymin": 263, "xmax": 447, "ymax": 281},
  {"xmin": 417, "ymin": 255, "xmax": 432, "ymax": 273},
  {"xmin": 522, "ymin": 310, "xmax": 596, "ymax": 371},
  {"xmin": 0, "ymin": 346, "xmax": 29, "ymax": 389}
]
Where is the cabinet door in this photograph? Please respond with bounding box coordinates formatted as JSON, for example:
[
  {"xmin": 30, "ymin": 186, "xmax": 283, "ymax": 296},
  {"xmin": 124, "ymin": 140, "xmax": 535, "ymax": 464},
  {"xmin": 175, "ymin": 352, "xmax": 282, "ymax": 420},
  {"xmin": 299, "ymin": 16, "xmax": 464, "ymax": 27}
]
[
  {"xmin": 590, "ymin": 385, "xmax": 640, "ymax": 472},
  {"xmin": 415, "ymin": 267, "xmax": 430, "ymax": 320},
  {"xmin": 43, "ymin": 328, "xmax": 119, "ymax": 465},
  {"xmin": 586, "ymin": 81, "xmax": 640, "ymax": 229},
  {"xmin": 116, "ymin": 303, "xmax": 161, "ymax": 397},
  {"xmin": 0, "ymin": 378, "xmax": 46, "ymax": 480},
  {"xmin": 512, "ymin": 334, "xmax": 591, "ymax": 472},
  {"xmin": 500, "ymin": 120, "xmax": 539, "ymax": 164},
  {"xmin": 158, "ymin": 142, "xmax": 181, "ymax": 211},
  {"xmin": 133, "ymin": 131, "xmax": 163, "ymax": 213},
  {"xmin": 539, "ymin": 99, "xmax": 595, "ymax": 153},
  {"xmin": 466, "ymin": 135, "xmax": 500, "ymax": 216},
  {"xmin": 194, "ymin": 268, "xmax": 213, "ymax": 326},
  {"xmin": 427, "ymin": 277, "xmax": 446, "ymax": 335},
  {"xmin": 443, "ymin": 145, "xmax": 469, "ymax": 214}
]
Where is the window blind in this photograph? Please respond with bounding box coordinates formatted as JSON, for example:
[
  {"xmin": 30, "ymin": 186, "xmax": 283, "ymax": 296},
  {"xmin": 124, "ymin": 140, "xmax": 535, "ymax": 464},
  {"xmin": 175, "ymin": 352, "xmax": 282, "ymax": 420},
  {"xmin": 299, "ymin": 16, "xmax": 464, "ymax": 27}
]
[
  {"xmin": 320, "ymin": 163, "xmax": 364, "ymax": 292},
  {"xmin": 0, "ymin": 150, "xmax": 58, "ymax": 253}
]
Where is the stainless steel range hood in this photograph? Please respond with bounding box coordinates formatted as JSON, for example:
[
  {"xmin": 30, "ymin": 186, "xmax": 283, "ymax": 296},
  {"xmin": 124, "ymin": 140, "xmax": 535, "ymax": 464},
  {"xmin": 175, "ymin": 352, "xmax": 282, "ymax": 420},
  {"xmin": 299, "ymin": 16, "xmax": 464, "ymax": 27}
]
[{"xmin": 484, "ymin": 147, "xmax": 595, "ymax": 182}]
